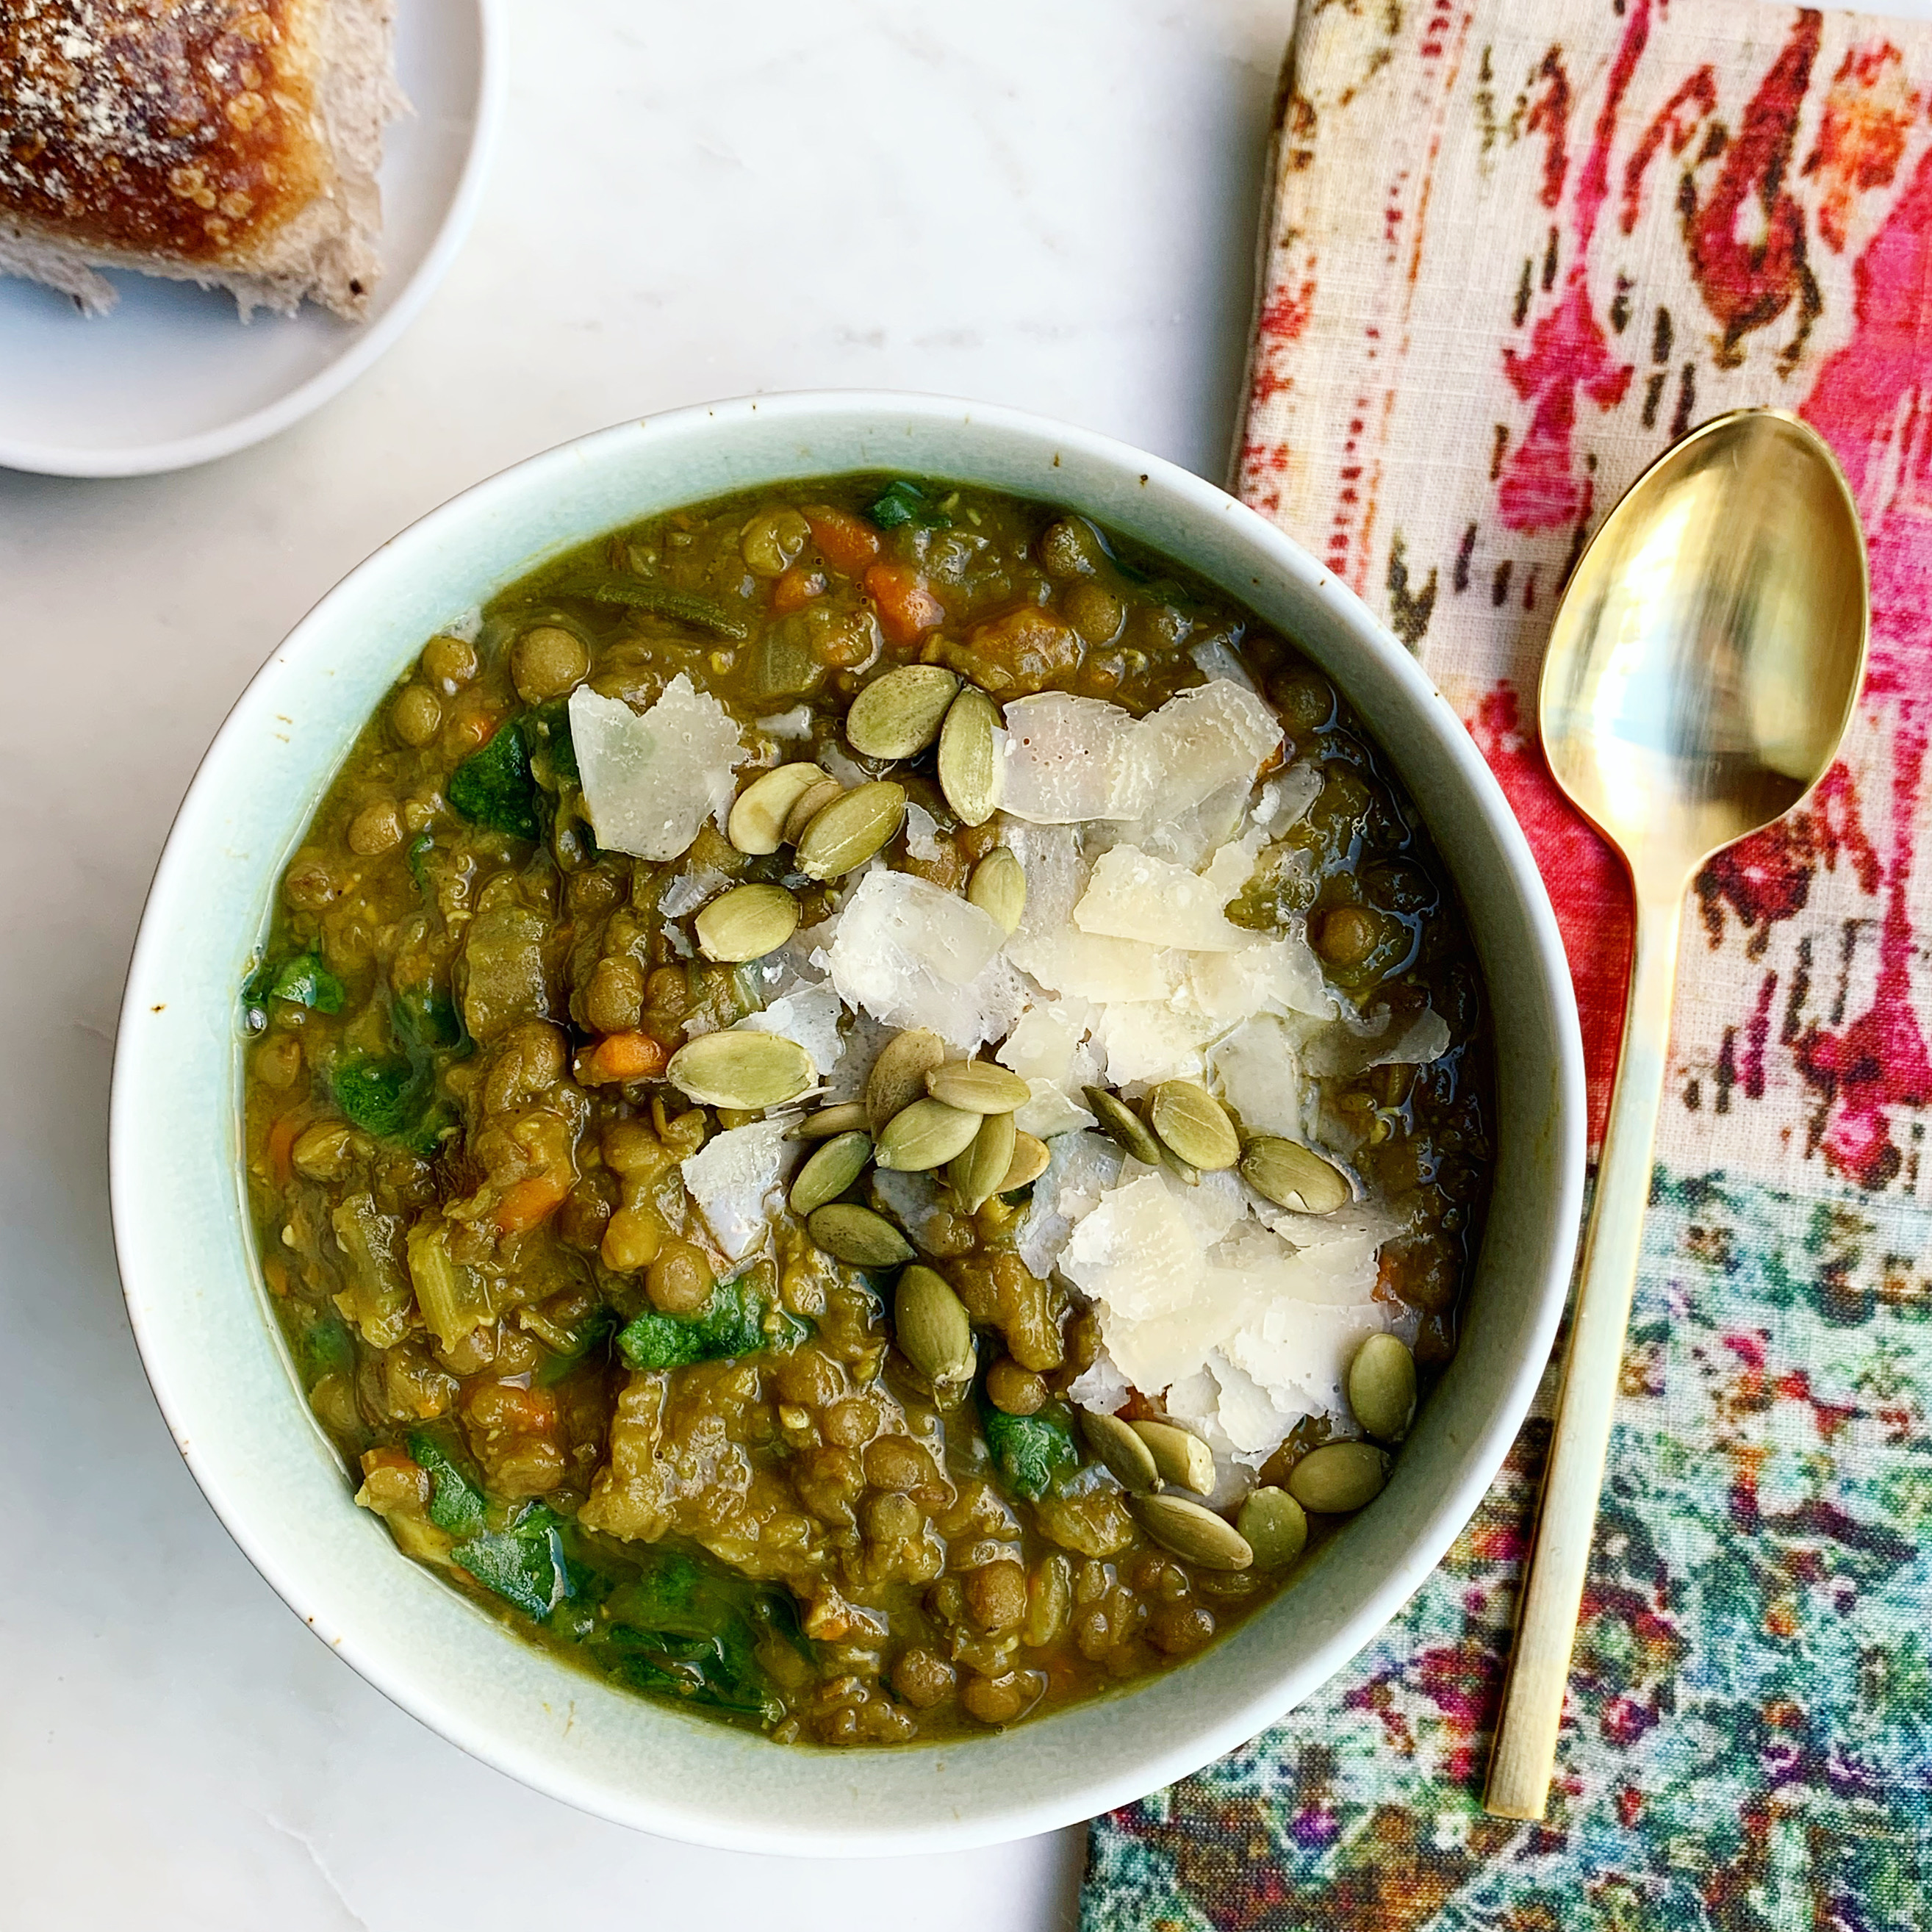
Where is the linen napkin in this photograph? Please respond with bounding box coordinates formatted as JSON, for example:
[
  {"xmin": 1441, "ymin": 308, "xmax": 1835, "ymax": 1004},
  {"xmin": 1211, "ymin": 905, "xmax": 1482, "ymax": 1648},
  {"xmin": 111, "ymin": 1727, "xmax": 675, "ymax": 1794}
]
[{"xmin": 1083, "ymin": 2, "xmax": 1932, "ymax": 1924}]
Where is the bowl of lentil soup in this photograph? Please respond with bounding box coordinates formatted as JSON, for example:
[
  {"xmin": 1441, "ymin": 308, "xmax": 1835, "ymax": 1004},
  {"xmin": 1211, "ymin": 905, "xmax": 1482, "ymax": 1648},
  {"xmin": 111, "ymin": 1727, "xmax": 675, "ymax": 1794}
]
[{"xmin": 112, "ymin": 392, "xmax": 1584, "ymax": 1852}]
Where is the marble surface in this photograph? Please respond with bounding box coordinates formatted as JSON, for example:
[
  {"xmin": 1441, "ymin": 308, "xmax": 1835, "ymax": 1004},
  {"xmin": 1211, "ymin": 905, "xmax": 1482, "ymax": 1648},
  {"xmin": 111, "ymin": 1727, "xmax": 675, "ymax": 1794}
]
[{"xmin": 0, "ymin": 1, "xmax": 1290, "ymax": 1925}]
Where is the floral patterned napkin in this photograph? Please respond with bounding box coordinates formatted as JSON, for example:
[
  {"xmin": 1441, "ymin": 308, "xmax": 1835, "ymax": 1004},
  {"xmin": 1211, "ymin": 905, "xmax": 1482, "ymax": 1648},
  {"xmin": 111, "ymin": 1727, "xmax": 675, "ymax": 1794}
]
[{"xmin": 1082, "ymin": 2, "xmax": 1932, "ymax": 1925}]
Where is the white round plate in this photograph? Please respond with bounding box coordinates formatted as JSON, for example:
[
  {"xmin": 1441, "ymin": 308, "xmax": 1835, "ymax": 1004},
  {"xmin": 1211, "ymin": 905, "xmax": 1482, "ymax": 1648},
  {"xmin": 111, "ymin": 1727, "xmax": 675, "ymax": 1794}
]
[{"xmin": 0, "ymin": 0, "xmax": 504, "ymax": 478}]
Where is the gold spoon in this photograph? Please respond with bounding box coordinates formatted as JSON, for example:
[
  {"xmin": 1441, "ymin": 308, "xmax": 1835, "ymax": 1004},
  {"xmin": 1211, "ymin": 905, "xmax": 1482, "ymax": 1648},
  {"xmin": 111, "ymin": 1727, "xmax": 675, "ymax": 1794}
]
[{"xmin": 1482, "ymin": 409, "xmax": 1869, "ymax": 1823}]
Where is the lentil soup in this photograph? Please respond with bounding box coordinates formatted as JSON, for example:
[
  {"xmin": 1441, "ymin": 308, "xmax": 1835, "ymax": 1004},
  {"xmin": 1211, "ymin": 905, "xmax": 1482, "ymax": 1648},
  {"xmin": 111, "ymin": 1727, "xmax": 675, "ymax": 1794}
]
[{"xmin": 242, "ymin": 474, "xmax": 1491, "ymax": 1746}]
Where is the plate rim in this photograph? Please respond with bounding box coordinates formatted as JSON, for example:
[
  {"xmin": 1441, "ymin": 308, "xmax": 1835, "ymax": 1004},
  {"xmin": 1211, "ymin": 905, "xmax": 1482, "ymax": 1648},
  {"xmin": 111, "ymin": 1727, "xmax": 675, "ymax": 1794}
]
[{"xmin": 0, "ymin": 0, "xmax": 508, "ymax": 481}]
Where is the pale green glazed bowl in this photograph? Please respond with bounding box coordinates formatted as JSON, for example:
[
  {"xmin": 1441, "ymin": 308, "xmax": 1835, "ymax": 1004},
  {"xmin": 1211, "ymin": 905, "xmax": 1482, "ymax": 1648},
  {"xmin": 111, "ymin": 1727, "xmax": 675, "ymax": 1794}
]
[{"xmin": 110, "ymin": 392, "xmax": 1584, "ymax": 1854}]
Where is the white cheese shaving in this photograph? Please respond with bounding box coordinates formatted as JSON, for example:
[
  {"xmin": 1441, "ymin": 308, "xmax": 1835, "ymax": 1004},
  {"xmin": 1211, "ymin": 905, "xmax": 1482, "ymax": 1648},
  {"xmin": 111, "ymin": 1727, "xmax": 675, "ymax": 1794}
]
[
  {"xmin": 903, "ymin": 802, "xmax": 945, "ymax": 861},
  {"xmin": 1303, "ymin": 1003, "xmax": 1453, "ymax": 1078},
  {"xmin": 1000, "ymin": 693, "xmax": 1147, "ymax": 823},
  {"xmin": 755, "ymin": 706, "xmax": 814, "ymax": 739},
  {"xmin": 1074, "ymin": 844, "xmax": 1253, "ymax": 953},
  {"xmin": 825, "ymin": 869, "xmax": 1027, "ymax": 1050},
  {"xmin": 1206, "ymin": 1013, "xmax": 1311, "ymax": 1140},
  {"xmin": 659, "ymin": 866, "xmax": 730, "ymax": 919},
  {"xmin": 570, "ymin": 675, "xmax": 746, "ymax": 861},
  {"xmin": 680, "ymin": 1116, "xmax": 800, "ymax": 1261}
]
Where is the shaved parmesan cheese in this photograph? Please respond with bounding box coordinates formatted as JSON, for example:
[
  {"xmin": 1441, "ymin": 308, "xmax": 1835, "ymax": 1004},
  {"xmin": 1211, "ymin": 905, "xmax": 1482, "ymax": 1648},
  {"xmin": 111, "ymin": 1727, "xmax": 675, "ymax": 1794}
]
[
  {"xmin": 659, "ymin": 866, "xmax": 730, "ymax": 919},
  {"xmin": 756, "ymin": 706, "xmax": 814, "ymax": 739},
  {"xmin": 869, "ymin": 1168, "xmax": 948, "ymax": 1254},
  {"xmin": 1003, "ymin": 820, "xmax": 1085, "ymax": 940},
  {"xmin": 1015, "ymin": 1079, "xmax": 1097, "ymax": 1140},
  {"xmin": 1094, "ymin": 1001, "xmax": 1218, "ymax": 1088},
  {"xmin": 1060, "ymin": 1174, "xmax": 1202, "ymax": 1322},
  {"xmin": 739, "ymin": 980, "xmax": 845, "ymax": 1076},
  {"xmin": 904, "ymin": 802, "xmax": 944, "ymax": 861},
  {"xmin": 1186, "ymin": 925, "xmax": 1332, "ymax": 1023},
  {"xmin": 1206, "ymin": 1013, "xmax": 1310, "ymax": 1140},
  {"xmin": 1008, "ymin": 929, "xmax": 1174, "ymax": 1007},
  {"xmin": 825, "ymin": 869, "xmax": 1026, "ymax": 1049},
  {"xmin": 1075, "ymin": 845, "xmax": 1251, "ymax": 952},
  {"xmin": 1254, "ymin": 762, "xmax": 1324, "ymax": 832},
  {"xmin": 1000, "ymin": 693, "xmax": 1148, "ymax": 823},
  {"xmin": 1120, "ymin": 680, "xmax": 1284, "ymax": 830},
  {"xmin": 681, "ymin": 1116, "xmax": 800, "ymax": 1260},
  {"xmin": 996, "ymin": 1001, "xmax": 1092, "ymax": 1088},
  {"xmin": 1304, "ymin": 1002, "xmax": 1452, "ymax": 1077},
  {"xmin": 1189, "ymin": 641, "xmax": 1260, "ymax": 692},
  {"xmin": 571, "ymin": 675, "xmax": 745, "ymax": 861},
  {"xmin": 1012, "ymin": 1131, "xmax": 1122, "ymax": 1277}
]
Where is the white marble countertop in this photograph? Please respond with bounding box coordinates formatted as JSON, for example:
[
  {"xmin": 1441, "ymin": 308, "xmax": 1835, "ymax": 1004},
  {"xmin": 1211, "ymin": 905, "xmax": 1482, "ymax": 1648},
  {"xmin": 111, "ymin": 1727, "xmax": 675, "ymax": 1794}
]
[{"xmin": 0, "ymin": 2, "xmax": 1292, "ymax": 1923}]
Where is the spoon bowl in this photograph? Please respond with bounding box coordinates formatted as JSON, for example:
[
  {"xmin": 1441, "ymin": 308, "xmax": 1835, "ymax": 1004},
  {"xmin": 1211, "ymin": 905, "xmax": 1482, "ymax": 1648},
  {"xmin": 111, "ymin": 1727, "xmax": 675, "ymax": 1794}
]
[
  {"xmin": 1540, "ymin": 410, "xmax": 1868, "ymax": 886},
  {"xmin": 1486, "ymin": 408, "xmax": 1869, "ymax": 1822}
]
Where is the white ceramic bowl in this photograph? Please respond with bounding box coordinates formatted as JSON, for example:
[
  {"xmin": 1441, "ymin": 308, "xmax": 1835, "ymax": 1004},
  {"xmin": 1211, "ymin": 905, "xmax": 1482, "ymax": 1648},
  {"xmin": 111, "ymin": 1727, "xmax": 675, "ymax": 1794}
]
[{"xmin": 111, "ymin": 392, "xmax": 1584, "ymax": 1854}]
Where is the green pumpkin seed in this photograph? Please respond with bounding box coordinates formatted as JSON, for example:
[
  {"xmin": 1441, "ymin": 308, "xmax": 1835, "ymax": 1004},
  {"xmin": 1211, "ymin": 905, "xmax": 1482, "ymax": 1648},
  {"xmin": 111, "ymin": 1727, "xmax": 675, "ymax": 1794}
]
[
  {"xmin": 1130, "ymin": 1419, "xmax": 1215, "ymax": 1495},
  {"xmin": 1148, "ymin": 1080, "xmax": 1240, "ymax": 1171},
  {"xmin": 1237, "ymin": 1486, "xmax": 1309, "ymax": 1568},
  {"xmin": 795, "ymin": 780, "xmax": 907, "ymax": 880},
  {"xmin": 781, "ymin": 773, "xmax": 845, "ymax": 844},
  {"xmin": 728, "ymin": 763, "xmax": 827, "ymax": 855},
  {"xmin": 806, "ymin": 1202, "xmax": 916, "ymax": 1268},
  {"xmin": 1132, "ymin": 1493, "xmax": 1253, "ymax": 1570},
  {"xmin": 1347, "ymin": 1333, "xmax": 1418, "ymax": 1443},
  {"xmin": 875, "ymin": 1096, "xmax": 983, "ymax": 1172},
  {"xmin": 693, "ymin": 883, "xmax": 800, "ymax": 963},
  {"xmin": 1084, "ymin": 1085, "xmax": 1163, "ymax": 1166},
  {"xmin": 845, "ymin": 665, "xmax": 960, "ymax": 760},
  {"xmin": 866, "ymin": 1027, "xmax": 946, "ymax": 1130},
  {"xmin": 996, "ymin": 1130, "xmax": 1052, "ymax": 1195},
  {"xmin": 947, "ymin": 1108, "xmax": 1017, "ymax": 1214},
  {"xmin": 1286, "ymin": 1440, "xmax": 1389, "ymax": 1515},
  {"xmin": 894, "ymin": 1264, "xmax": 975, "ymax": 1385},
  {"xmin": 966, "ymin": 845, "xmax": 1027, "ymax": 934},
  {"xmin": 938, "ymin": 686, "xmax": 1002, "ymax": 826},
  {"xmin": 1163, "ymin": 1149, "xmax": 1203, "ymax": 1188},
  {"xmin": 1241, "ymin": 1136, "xmax": 1351, "ymax": 1214},
  {"xmin": 1080, "ymin": 1410, "xmax": 1160, "ymax": 1493},
  {"xmin": 926, "ymin": 1060, "xmax": 1032, "ymax": 1115},
  {"xmin": 789, "ymin": 1130, "xmax": 872, "ymax": 1216},
  {"xmin": 788, "ymin": 1099, "xmax": 869, "ymax": 1141},
  {"xmin": 665, "ymin": 1030, "xmax": 815, "ymax": 1110}
]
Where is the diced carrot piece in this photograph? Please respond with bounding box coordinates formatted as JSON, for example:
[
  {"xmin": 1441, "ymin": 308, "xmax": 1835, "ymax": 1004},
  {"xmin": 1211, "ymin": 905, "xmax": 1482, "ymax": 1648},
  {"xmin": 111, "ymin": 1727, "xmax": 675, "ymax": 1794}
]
[
  {"xmin": 803, "ymin": 505, "xmax": 880, "ymax": 577},
  {"xmin": 267, "ymin": 1112, "xmax": 303, "ymax": 1188},
  {"xmin": 495, "ymin": 1175, "xmax": 570, "ymax": 1235},
  {"xmin": 772, "ymin": 564, "xmax": 827, "ymax": 614},
  {"xmin": 578, "ymin": 1030, "xmax": 668, "ymax": 1083},
  {"xmin": 865, "ymin": 563, "xmax": 946, "ymax": 647}
]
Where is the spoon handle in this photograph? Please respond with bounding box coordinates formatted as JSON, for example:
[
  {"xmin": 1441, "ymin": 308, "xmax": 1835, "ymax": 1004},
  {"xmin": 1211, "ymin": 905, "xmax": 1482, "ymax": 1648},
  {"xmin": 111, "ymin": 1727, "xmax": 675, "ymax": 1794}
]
[{"xmin": 1483, "ymin": 887, "xmax": 1682, "ymax": 1821}]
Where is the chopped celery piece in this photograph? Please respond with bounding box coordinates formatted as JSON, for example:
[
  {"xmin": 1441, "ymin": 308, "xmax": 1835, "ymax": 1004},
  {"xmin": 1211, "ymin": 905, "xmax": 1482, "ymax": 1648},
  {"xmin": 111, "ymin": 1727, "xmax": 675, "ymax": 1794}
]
[
  {"xmin": 406, "ymin": 1219, "xmax": 497, "ymax": 1353},
  {"xmin": 328, "ymin": 1196, "xmax": 412, "ymax": 1350}
]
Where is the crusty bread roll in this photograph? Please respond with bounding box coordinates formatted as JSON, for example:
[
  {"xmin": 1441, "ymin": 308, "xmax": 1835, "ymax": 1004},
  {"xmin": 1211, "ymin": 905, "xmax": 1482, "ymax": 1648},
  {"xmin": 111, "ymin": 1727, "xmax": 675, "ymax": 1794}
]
[{"xmin": 0, "ymin": 0, "xmax": 405, "ymax": 320}]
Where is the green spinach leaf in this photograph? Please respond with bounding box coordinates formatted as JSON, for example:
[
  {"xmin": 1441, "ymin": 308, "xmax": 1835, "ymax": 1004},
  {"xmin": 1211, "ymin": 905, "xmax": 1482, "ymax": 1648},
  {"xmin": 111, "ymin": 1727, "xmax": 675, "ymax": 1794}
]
[
  {"xmin": 448, "ymin": 718, "xmax": 541, "ymax": 841},
  {"xmin": 982, "ymin": 1399, "xmax": 1078, "ymax": 1501}
]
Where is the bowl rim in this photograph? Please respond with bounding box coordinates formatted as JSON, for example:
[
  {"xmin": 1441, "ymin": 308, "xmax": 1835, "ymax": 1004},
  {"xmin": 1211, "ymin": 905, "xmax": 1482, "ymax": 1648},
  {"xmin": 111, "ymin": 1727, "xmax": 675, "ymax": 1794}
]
[
  {"xmin": 0, "ymin": 0, "xmax": 509, "ymax": 479},
  {"xmin": 110, "ymin": 388, "xmax": 1585, "ymax": 1853}
]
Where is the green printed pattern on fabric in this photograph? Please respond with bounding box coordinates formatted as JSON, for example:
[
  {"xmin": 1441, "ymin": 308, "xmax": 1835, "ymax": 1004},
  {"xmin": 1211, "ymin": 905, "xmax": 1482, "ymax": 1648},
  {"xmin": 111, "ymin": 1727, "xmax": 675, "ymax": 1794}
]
[{"xmin": 1082, "ymin": 1173, "xmax": 1932, "ymax": 1932}]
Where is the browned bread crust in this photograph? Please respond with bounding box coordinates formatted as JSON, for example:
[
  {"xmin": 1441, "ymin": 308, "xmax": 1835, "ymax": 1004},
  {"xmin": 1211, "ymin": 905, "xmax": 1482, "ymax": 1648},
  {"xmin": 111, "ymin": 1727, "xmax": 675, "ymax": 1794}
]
[{"xmin": 0, "ymin": 0, "xmax": 403, "ymax": 319}]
